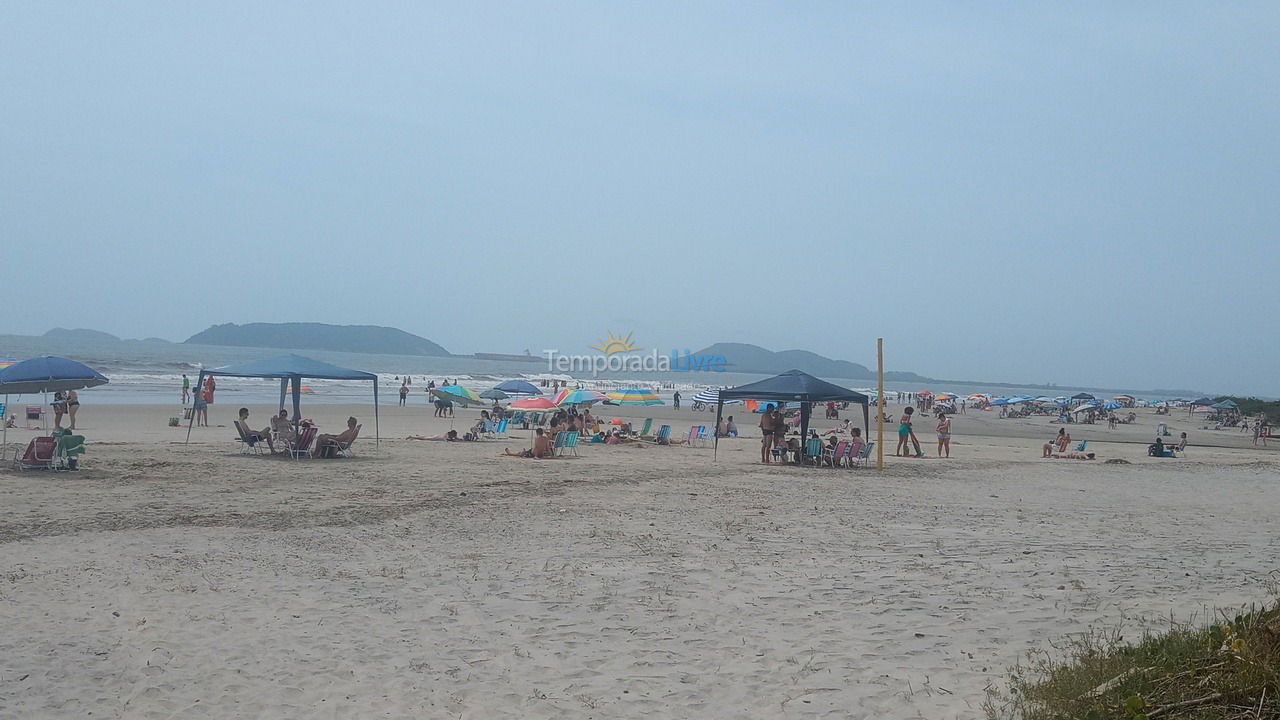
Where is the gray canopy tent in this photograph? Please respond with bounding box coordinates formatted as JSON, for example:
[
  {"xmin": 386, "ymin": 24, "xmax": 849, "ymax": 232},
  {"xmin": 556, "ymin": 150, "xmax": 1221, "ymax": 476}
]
[
  {"xmin": 713, "ymin": 369, "xmax": 869, "ymax": 459},
  {"xmin": 185, "ymin": 354, "xmax": 379, "ymax": 446}
]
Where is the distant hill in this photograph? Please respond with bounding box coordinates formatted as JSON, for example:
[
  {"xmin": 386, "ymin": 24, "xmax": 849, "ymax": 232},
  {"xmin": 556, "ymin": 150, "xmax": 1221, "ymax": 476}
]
[
  {"xmin": 694, "ymin": 342, "xmax": 930, "ymax": 383},
  {"xmin": 44, "ymin": 328, "xmax": 121, "ymax": 343},
  {"xmin": 185, "ymin": 323, "xmax": 450, "ymax": 356}
]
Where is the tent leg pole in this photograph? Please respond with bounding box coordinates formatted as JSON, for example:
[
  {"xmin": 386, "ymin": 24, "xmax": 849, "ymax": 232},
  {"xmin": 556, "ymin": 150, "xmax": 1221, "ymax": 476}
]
[
  {"xmin": 876, "ymin": 339, "xmax": 885, "ymax": 471},
  {"xmin": 713, "ymin": 401, "xmax": 724, "ymax": 460}
]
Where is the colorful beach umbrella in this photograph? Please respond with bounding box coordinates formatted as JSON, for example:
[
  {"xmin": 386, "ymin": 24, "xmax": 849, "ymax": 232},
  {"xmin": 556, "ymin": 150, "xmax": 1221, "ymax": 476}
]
[
  {"xmin": 557, "ymin": 389, "xmax": 607, "ymax": 406},
  {"xmin": 509, "ymin": 396, "xmax": 557, "ymax": 411},
  {"xmin": 480, "ymin": 388, "xmax": 510, "ymax": 400},
  {"xmin": 432, "ymin": 386, "xmax": 486, "ymax": 406},
  {"xmin": 608, "ymin": 388, "xmax": 664, "ymax": 406}
]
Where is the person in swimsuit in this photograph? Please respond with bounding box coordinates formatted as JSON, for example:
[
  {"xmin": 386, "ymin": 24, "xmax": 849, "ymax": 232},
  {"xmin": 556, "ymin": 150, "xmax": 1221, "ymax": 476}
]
[
  {"xmin": 182, "ymin": 374, "xmax": 190, "ymax": 404},
  {"xmin": 236, "ymin": 408, "xmax": 277, "ymax": 453},
  {"xmin": 399, "ymin": 383, "xmax": 408, "ymax": 406},
  {"xmin": 52, "ymin": 391, "xmax": 68, "ymax": 428},
  {"xmin": 936, "ymin": 414, "xmax": 951, "ymax": 458},
  {"xmin": 895, "ymin": 406, "xmax": 915, "ymax": 456},
  {"xmin": 66, "ymin": 390, "xmax": 80, "ymax": 430},
  {"xmin": 759, "ymin": 407, "xmax": 778, "ymax": 463}
]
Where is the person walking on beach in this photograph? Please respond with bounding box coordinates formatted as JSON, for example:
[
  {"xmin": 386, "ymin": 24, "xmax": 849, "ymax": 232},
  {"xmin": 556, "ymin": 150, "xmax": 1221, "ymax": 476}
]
[
  {"xmin": 895, "ymin": 406, "xmax": 917, "ymax": 457},
  {"xmin": 399, "ymin": 382, "xmax": 408, "ymax": 407},
  {"xmin": 181, "ymin": 374, "xmax": 190, "ymax": 404},
  {"xmin": 673, "ymin": 391, "xmax": 681, "ymax": 410},
  {"xmin": 936, "ymin": 413, "xmax": 951, "ymax": 458}
]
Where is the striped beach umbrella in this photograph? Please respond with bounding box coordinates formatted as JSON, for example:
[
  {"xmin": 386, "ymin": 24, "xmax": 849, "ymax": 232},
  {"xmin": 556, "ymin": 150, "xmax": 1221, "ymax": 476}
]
[
  {"xmin": 432, "ymin": 386, "xmax": 486, "ymax": 406},
  {"xmin": 608, "ymin": 388, "xmax": 664, "ymax": 406},
  {"xmin": 557, "ymin": 389, "xmax": 607, "ymax": 406},
  {"xmin": 692, "ymin": 389, "xmax": 739, "ymax": 405}
]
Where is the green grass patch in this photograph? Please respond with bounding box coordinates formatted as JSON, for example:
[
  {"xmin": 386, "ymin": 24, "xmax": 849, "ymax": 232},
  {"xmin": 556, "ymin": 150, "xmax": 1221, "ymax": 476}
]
[{"xmin": 986, "ymin": 603, "xmax": 1280, "ymax": 719}]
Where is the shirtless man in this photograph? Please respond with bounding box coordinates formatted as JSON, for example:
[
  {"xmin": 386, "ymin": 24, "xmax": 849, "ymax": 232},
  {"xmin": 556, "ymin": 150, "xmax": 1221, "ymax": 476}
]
[
  {"xmin": 760, "ymin": 407, "xmax": 778, "ymax": 463},
  {"xmin": 506, "ymin": 429, "xmax": 554, "ymax": 458},
  {"xmin": 316, "ymin": 417, "xmax": 358, "ymax": 455},
  {"xmin": 236, "ymin": 408, "xmax": 277, "ymax": 453}
]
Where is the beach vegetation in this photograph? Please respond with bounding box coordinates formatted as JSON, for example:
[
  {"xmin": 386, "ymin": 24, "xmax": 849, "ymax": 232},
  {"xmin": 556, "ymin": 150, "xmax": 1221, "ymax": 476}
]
[{"xmin": 986, "ymin": 602, "xmax": 1280, "ymax": 719}]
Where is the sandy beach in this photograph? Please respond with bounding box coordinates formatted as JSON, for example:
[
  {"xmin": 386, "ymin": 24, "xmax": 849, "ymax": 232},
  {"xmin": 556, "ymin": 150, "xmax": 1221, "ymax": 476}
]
[{"xmin": 1, "ymin": 402, "xmax": 1277, "ymax": 718}]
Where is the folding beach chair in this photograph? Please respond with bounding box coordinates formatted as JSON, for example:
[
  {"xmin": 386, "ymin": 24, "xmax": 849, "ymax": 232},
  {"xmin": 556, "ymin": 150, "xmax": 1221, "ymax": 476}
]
[
  {"xmin": 636, "ymin": 418, "xmax": 653, "ymax": 439},
  {"xmin": 823, "ymin": 440, "xmax": 848, "ymax": 468},
  {"xmin": 852, "ymin": 441, "xmax": 875, "ymax": 468},
  {"xmin": 695, "ymin": 425, "xmax": 711, "ymax": 447},
  {"xmin": 25, "ymin": 406, "xmax": 43, "ymax": 429},
  {"xmin": 562, "ymin": 431, "xmax": 579, "ymax": 457},
  {"xmin": 686, "ymin": 425, "xmax": 700, "ymax": 446},
  {"xmin": 52, "ymin": 428, "xmax": 86, "ymax": 470},
  {"xmin": 331, "ymin": 425, "xmax": 361, "ymax": 458},
  {"xmin": 289, "ymin": 426, "xmax": 318, "ymax": 459},
  {"xmin": 803, "ymin": 437, "xmax": 823, "ymax": 465},
  {"xmin": 234, "ymin": 421, "xmax": 268, "ymax": 455},
  {"xmin": 13, "ymin": 436, "xmax": 56, "ymax": 471}
]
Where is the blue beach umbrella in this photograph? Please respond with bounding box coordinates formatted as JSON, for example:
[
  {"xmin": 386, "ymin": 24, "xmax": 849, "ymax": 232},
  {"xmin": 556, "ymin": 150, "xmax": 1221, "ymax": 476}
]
[
  {"xmin": 495, "ymin": 380, "xmax": 542, "ymax": 395},
  {"xmin": 0, "ymin": 356, "xmax": 110, "ymax": 444}
]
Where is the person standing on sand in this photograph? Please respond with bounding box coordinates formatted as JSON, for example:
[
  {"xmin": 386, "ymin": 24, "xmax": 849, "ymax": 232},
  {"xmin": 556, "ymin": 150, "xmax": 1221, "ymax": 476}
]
[
  {"xmin": 895, "ymin": 406, "xmax": 916, "ymax": 457},
  {"xmin": 936, "ymin": 413, "xmax": 951, "ymax": 458},
  {"xmin": 673, "ymin": 391, "xmax": 681, "ymax": 410},
  {"xmin": 759, "ymin": 407, "xmax": 778, "ymax": 463},
  {"xmin": 399, "ymin": 382, "xmax": 408, "ymax": 406},
  {"xmin": 181, "ymin": 374, "xmax": 190, "ymax": 404},
  {"xmin": 203, "ymin": 376, "xmax": 216, "ymax": 405}
]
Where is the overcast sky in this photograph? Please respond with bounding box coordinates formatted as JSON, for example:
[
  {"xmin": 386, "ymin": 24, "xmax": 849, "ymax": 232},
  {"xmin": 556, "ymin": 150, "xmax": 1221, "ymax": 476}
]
[{"xmin": 3, "ymin": 2, "xmax": 1277, "ymax": 394}]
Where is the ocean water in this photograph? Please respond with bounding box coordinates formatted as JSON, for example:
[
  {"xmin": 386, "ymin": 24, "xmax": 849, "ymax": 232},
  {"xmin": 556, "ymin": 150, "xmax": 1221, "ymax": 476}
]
[{"xmin": 0, "ymin": 334, "xmax": 1187, "ymax": 407}]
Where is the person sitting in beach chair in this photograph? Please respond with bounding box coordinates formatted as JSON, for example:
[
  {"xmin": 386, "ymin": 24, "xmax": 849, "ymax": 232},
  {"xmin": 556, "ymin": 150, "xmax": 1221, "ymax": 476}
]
[
  {"xmin": 315, "ymin": 417, "xmax": 359, "ymax": 457},
  {"xmin": 236, "ymin": 408, "xmax": 277, "ymax": 454},
  {"xmin": 1148, "ymin": 437, "xmax": 1176, "ymax": 458},
  {"xmin": 271, "ymin": 409, "xmax": 296, "ymax": 445}
]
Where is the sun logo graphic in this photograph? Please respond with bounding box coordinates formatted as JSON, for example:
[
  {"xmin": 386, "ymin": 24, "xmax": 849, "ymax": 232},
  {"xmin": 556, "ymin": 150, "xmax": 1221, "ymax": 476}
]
[{"xmin": 589, "ymin": 331, "xmax": 641, "ymax": 356}]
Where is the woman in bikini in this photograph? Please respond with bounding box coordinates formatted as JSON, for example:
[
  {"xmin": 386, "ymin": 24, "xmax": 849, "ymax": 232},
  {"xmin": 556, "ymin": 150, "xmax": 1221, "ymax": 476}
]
[{"xmin": 936, "ymin": 413, "xmax": 951, "ymax": 458}]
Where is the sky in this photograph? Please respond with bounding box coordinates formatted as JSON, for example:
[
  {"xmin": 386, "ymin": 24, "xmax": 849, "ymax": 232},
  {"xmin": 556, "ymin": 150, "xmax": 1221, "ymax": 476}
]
[{"xmin": 2, "ymin": 2, "xmax": 1278, "ymax": 394}]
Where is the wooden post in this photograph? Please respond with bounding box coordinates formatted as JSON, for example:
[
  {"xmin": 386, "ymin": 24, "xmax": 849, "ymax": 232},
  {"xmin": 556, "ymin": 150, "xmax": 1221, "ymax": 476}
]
[{"xmin": 877, "ymin": 338, "xmax": 885, "ymax": 471}]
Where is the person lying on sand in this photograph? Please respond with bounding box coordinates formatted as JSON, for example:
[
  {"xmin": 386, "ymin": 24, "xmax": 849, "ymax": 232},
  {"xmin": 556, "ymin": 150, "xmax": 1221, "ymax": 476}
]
[
  {"xmin": 407, "ymin": 429, "xmax": 461, "ymax": 441},
  {"xmin": 1050, "ymin": 452, "xmax": 1096, "ymax": 460}
]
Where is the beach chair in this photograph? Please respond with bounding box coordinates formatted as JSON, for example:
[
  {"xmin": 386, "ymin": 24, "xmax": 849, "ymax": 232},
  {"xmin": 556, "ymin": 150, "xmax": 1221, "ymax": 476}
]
[
  {"xmin": 636, "ymin": 418, "xmax": 653, "ymax": 438},
  {"xmin": 234, "ymin": 421, "xmax": 268, "ymax": 455},
  {"xmin": 331, "ymin": 424, "xmax": 361, "ymax": 458},
  {"xmin": 53, "ymin": 429, "xmax": 86, "ymax": 470},
  {"xmin": 493, "ymin": 418, "xmax": 509, "ymax": 438},
  {"xmin": 13, "ymin": 436, "xmax": 56, "ymax": 471},
  {"xmin": 563, "ymin": 430, "xmax": 579, "ymax": 456},
  {"xmin": 852, "ymin": 441, "xmax": 874, "ymax": 468},
  {"xmin": 694, "ymin": 425, "xmax": 710, "ymax": 447},
  {"xmin": 686, "ymin": 425, "xmax": 700, "ymax": 446},
  {"xmin": 823, "ymin": 440, "xmax": 848, "ymax": 468},
  {"xmin": 803, "ymin": 437, "xmax": 823, "ymax": 465},
  {"xmin": 1074, "ymin": 440, "xmax": 1087, "ymax": 452},
  {"xmin": 25, "ymin": 405, "xmax": 43, "ymax": 429},
  {"xmin": 554, "ymin": 431, "xmax": 579, "ymax": 457},
  {"xmin": 289, "ymin": 426, "xmax": 318, "ymax": 459}
]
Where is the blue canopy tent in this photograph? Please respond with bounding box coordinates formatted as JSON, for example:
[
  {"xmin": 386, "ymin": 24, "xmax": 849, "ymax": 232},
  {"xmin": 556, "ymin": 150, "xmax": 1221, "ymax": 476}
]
[
  {"xmin": 0, "ymin": 356, "xmax": 109, "ymax": 448},
  {"xmin": 185, "ymin": 354, "xmax": 379, "ymax": 446},
  {"xmin": 713, "ymin": 369, "xmax": 869, "ymax": 460}
]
